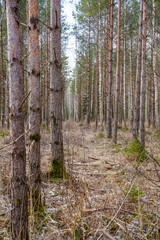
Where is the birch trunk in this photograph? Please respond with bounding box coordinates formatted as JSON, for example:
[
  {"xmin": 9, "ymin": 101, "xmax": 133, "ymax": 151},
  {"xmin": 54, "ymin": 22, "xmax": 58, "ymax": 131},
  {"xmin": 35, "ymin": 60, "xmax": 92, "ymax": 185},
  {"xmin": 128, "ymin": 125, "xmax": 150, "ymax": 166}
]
[
  {"xmin": 28, "ymin": 0, "xmax": 41, "ymax": 208},
  {"xmin": 50, "ymin": 0, "xmax": 64, "ymax": 178},
  {"xmin": 6, "ymin": 0, "xmax": 28, "ymax": 238}
]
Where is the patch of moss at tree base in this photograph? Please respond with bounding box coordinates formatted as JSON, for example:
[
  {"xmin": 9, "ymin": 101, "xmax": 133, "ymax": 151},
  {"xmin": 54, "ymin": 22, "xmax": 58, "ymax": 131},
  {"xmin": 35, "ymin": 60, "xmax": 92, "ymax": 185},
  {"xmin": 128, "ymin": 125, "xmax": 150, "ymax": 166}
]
[
  {"xmin": 50, "ymin": 158, "xmax": 66, "ymax": 179},
  {"xmin": 29, "ymin": 132, "xmax": 41, "ymax": 142}
]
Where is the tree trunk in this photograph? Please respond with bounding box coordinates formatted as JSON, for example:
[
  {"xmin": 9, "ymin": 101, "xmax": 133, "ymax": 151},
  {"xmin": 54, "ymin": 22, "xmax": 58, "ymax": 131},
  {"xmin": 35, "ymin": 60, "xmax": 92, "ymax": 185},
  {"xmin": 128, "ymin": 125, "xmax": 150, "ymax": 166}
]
[
  {"xmin": 1, "ymin": 21, "xmax": 5, "ymax": 127},
  {"xmin": 153, "ymin": 0, "xmax": 159, "ymax": 131},
  {"xmin": 95, "ymin": 20, "xmax": 99, "ymax": 131},
  {"xmin": 113, "ymin": 0, "xmax": 121, "ymax": 143},
  {"xmin": 50, "ymin": 0, "xmax": 64, "ymax": 178},
  {"xmin": 6, "ymin": 0, "xmax": 28, "ymax": 238},
  {"xmin": 133, "ymin": 0, "xmax": 143, "ymax": 138},
  {"xmin": 107, "ymin": 0, "xmax": 114, "ymax": 138},
  {"xmin": 28, "ymin": 0, "xmax": 41, "ymax": 209},
  {"xmin": 140, "ymin": 0, "xmax": 147, "ymax": 147},
  {"xmin": 45, "ymin": 0, "xmax": 49, "ymax": 129},
  {"xmin": 86, "ymin": 15, "xmax": 91, "ymax": 124}
]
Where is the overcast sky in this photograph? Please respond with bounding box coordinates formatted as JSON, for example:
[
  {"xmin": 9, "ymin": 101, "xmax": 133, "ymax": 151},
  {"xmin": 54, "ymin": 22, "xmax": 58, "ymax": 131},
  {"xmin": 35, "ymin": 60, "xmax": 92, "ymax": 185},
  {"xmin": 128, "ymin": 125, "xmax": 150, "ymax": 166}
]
[{"xmin": 63, "ymin": 0, "xmax": 79, "ymax": 72}]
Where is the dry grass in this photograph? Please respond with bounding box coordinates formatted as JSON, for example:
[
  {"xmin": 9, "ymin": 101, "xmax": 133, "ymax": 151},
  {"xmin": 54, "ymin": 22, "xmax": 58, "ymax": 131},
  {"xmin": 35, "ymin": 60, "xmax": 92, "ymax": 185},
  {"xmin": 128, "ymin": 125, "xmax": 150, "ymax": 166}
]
[{"xmin": 0, "ymin": 121, "xmax": 160, "ymax": 239}]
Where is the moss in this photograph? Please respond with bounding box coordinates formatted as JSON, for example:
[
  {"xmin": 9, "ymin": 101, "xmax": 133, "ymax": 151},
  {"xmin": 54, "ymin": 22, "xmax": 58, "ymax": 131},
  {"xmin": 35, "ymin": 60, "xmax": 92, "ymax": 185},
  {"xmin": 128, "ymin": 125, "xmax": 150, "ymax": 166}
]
[
  {"xmin": 16, "ymin": 198, "xmax": 21, "ymax": 205},
  {"xmin": 29, "ymin": 132, "xmax": 41, "ymax": 142},
  {"xmin": 97, "ymin": 132, "xmax": 105, "ymax": 139},
  {"xmin": 50, "ymin": 158, "xmax": 65, "ymax": 179},
  {"xmin": 75, "ymin": 225, "xmax": 83, "ymax": 240},
  {"xmin": 0, "ymin": 130, "xmax": 9, "ymax": 137}
]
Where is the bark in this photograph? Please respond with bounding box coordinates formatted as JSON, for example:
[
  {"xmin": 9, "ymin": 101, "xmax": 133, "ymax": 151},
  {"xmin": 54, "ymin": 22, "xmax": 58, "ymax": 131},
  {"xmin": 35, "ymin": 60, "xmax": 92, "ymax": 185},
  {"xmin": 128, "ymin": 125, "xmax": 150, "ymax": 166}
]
[
  {"xmin": 50, "ymin": 0, "xmax": 64, "ymax": 178},
  {"xmin": 86, "ymin": 15, "xmax": 91, "ymax": 124},
  {"xmin": 95, "ymin": 21, "xmax": 99, "ymax": 131},
  {"xmin": 153, "ymin": 0, "xmax": 159, "ymax": 131},
  {"xmin": 28, "ymin": 0, "xmax": 41, "ymax": 208},
  {"xmin": 1, "ymin": 22, "xmax": 5, "ymax": 127},
  {"xmin": 123, "ymin": 3, "xmax": 127, "ymax": 128},
  {"xmin": 99, "ymin": 5, "xmax": 103, "ymax": 130},
  {"xmin": 45, "ymin": 0, "xmax": 49, "ymax": 129},
  {"xmin": 6, "ymin": 0, "xmax": 28, "ymax": 238},
  {"xmin": 113, "ymin": 0, "xmax": 121, "ymax": 143},
  {"xmin": 107, "ymin": 0, "xmax": 114, "ymax": 138},
  {"xmin": 140, "ymin": 0, "xmax": 147, "ymax": 147},
  {"xmin": 133, "ymin": 0, "xmax": 143, "ymax": 138},
  {"xmin": 78, "ymin": 75, "xmax": 82, "ymax": 121}
]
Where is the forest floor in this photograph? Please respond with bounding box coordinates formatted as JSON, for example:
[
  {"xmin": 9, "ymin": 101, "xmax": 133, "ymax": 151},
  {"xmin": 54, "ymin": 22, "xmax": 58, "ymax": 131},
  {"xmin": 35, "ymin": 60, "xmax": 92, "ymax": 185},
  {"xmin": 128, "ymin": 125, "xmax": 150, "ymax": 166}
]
[{"xmin": 0, "ymin": 121, "xmax": 160, "ymax": 240}]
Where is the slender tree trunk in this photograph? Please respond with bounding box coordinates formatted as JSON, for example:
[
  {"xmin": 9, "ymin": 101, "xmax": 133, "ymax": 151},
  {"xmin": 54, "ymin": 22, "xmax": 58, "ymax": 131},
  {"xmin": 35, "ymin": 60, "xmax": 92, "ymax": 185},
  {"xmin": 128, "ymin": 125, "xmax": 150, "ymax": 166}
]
[
  {"xmin": 28, "ymin": 0, "xmax": 41, "ymax": 209},
  {"xmin": 45, "ymin": 0, "xmax": 49, "ymax": 129},
  {"xmin": 133, "ymin": 0, "xmax": 143, "ymax": 138},
  {"xmin": 86, "ymin": 15, "xmax": 91, "ymax": 124},
  {"xmin": 1, "ymin": 22, "xmax": 5, "ymax": 127},
  {"xmin": 78, "ymin": 75, "xmax": 82, "ymax": 121},
  {"xmin": 130, "ymin": 30, "xmax": 134, "ymax": 125},
  {"xmin": 50, "ymin": 0, "xmax": 64, "ymax": 178},
  {"xmin": 6, "ymin": 0, "xmax": 28, "ymax": 238},
  {"xmin": 107, "ymin": 0, "xmax": 114, "ymax": 138},
  {"xmin": 153, "ymin": 0, "xmax": 159, "ymax": 131},
  {"xmin": 113, "ymin": 0, "xmax": 121, "ymax": 143},
  {"xmin": 95, "ymin": 21, "xmax": 99, "ymax": 131},
  {"xmin": 140, "ymin": 0, "xmax": 148, "ymax": 147}
]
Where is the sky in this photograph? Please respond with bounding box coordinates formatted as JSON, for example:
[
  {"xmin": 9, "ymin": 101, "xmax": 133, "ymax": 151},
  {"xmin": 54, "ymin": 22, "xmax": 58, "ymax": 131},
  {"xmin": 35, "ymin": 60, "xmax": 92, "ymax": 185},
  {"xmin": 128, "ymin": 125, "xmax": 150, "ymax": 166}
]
[{"xmin": 63, "ymin": 0, "xmax": 79, "ymax": 72}]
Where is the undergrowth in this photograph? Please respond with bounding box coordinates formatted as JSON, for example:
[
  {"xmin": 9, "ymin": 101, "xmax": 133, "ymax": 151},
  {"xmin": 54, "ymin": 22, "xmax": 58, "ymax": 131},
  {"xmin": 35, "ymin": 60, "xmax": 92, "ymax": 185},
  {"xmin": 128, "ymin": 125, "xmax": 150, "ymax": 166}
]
[{"xmin": 123, "ymin": 138, "xmax": 147, "ymax": 162}]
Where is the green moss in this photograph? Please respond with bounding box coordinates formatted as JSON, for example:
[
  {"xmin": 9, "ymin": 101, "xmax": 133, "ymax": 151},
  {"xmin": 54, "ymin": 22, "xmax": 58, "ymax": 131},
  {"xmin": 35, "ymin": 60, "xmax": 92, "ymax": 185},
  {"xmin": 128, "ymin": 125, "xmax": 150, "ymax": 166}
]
[
  {"xmin": 97, "ymin": 132, "xmax": 105, "ymax": 139},
  {"xmin": 75, "ymin": 225, "xmax": 83, "ymax": 240},
  {"xmin": 123, "ymin": 138, "xmax": 147, "ymax": 162},
  {"xmin": 29, "ymin": 132, "xmax": 41, "ymax": 142},
  {"xmin": 16, "ymin": 198, "xmax": 21, "ymax": 205},
  {"xmin": 0, "ymin": 130, "xmax": 9, "ymax": 137},
  {"xmin": 50, "ymin": 158, "xmax": 65, "ymax": 179}
]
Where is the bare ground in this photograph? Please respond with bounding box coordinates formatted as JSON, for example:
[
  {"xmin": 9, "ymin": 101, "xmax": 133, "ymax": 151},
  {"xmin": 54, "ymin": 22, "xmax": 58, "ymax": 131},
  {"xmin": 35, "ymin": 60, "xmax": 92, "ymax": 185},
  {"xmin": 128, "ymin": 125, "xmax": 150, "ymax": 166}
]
[{"xmin": 0, "ymin": 121, "xmax": 160, "ymax": 239}]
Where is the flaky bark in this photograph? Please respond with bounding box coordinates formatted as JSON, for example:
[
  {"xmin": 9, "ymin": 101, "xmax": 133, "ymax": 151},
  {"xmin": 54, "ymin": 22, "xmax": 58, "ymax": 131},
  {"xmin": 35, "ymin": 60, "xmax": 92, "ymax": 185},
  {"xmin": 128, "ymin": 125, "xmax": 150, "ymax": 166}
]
[
  {"xmin": 113, "ymin": 0, "xmax": 121, "ymax": 143},
  {"xmin": 28, "ymin": 0, "xmax": 41, "ymax": 208},
  {"xmin": 133, "ymin": 0, "xmax": 143, "ymax": 138},
  {"xmin": 107, "ymin": 0, "xmax": 114, "ymax": 138},
  {"xmin": 6, "ymin": 0, "xmax": 28, "ymax": 238},
  {"xmin": 140, "ymin": 0, "xmax": 147, "ymax": 147},
  {"xmin": 50, "ymin": 0, "xmax": 64, "ymax": 177}
]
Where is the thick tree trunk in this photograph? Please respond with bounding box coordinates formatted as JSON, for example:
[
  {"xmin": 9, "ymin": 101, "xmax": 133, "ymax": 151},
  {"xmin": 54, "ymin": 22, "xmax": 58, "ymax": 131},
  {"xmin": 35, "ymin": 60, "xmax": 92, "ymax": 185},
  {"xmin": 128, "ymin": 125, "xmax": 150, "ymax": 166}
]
[
  {"xmin": 113, "ymin": 0, "xmax": 121, "ymax": 143},
  {"xmin": 107, "ymin": 0, "xmax": 114, "ymax": 138},
  {"xmin": 28, "ymin": 0, "xmax": 41, "ymax": 209},
  {"xmin": 140, "ymin": 0, "xmax": 147, "ymax": 147},
  {"xmin": 50, "ymin": 0, "xmax": 64, "ymax": 178},
  {"xmin": 6, "ymin": 0, "xmax": 28, "ymax": 238},
  {"xmin": 133, "ymin": 0, "xmax": 143, "ymax": 138}
]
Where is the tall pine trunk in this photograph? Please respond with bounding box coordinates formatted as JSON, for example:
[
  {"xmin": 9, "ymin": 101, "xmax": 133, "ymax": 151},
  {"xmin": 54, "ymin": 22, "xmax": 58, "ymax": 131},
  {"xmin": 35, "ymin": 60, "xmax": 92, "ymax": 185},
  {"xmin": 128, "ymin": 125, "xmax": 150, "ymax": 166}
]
[
  {"xmin": 45, "ymin": 0, "xmax": 49, "ymax": 129},
  {"xmin": 133, "ymin": 0, "xmax": 143, "ymax": 138},
  {"xmin": 140, "ymin": 0, "xmax": 147, "ymax": 147},
  {"xmin": 28, "ymin": 0, "xmax": 41, "ymax": 209},
  {"xmin": 86, "ymin": 15, "xmax": 91, "ymax": 124},
  {"xmin": 50, "ymin": 0, "xmax": 64, "ymax": 178},
  {"xmin": 6, "ymin": 0, "xmax": 28, "ymax": 238},
  {"xmin": 107, "ymin": 0, "xmax": 114, "ymax": 138},
  {"xmin": 113, "ymin": 0, "xmax": 121, "ymax": 143}
]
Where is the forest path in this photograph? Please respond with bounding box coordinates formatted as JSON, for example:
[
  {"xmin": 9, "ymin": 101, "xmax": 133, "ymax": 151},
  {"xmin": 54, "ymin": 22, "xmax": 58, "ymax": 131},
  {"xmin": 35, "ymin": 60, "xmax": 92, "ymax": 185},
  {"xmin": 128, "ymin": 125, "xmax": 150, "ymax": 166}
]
[
  {"xmin": 0, "ymin": 122, "xmax": 159, "ymax": 239},
  {"xmin": 39, "ymin": 121, "xmax": 160, "ymax": 240}
]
